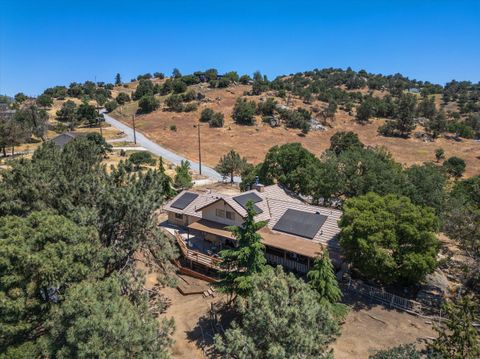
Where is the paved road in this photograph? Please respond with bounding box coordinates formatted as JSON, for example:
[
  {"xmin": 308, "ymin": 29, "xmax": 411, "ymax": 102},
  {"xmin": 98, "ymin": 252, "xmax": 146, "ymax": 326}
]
[{"xmin": 102, "ymin": 111, "xmax": 240, "ymax": 182}]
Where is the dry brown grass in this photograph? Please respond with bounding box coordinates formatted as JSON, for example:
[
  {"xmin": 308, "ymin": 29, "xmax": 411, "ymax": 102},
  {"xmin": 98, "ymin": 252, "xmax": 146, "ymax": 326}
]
[{"xmin": 110, "ymin": 83, "xmax": 479, "ymax": 177}]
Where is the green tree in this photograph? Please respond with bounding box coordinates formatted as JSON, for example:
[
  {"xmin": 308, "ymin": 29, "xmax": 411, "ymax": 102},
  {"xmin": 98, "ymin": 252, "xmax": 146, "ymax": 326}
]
[
  {"xmin": 56, "ymin": 100, "xmax": 78, "ymax": 129},
  {"xmin": 85, "ymin": 132, "xmax": 113, "ymax": 155},
  {"xmin": 232, "ymin": 97, "xmax": 257, "ymax": 125},
  {"xmin": 214, "ymin": 266, "xmax": 339, "ymax": 359},
  {"xmin": 76, "ymin": 102, "xmax": 98, "ymax": 125},
  {"xmin": 174, "ymin": 160, "xmax": 192, "ymax": 189},
  {"xmin": 307, "ymin": 249, "xmax": 342, "ymax": 304},
  {"xmin": 217, "ymin": 202, "xmax": 266, "ymax": 300},
  {"xmin": 116, "ymin": 92, "xmax": 130, "ymax": 105},
  {"xmin": 172, "ymin": 68, "xmax": 182, "ymax": 78},
  {"xmin": 199, "ymin": 108, "xmax": 214, "ymax": 123},
  {"xmin": 339, "ymin": 193, "xmax": 439, "ymax": 285},
  {"xmin": 429, "ymin": 296, "xmax": 480, "ymax": 359},
  {"xmin": 417, "ymin": 94, "xmax": 436, "ymax": 119},
  {"xmin": 138, "ymin": 95, "xmax": 159, "ymax": 114},
  {"xmin": 115, "ymin": 72, "xmax": 122, "ymax": 85},
  {"xmin": 395, "ymin": 93, "xmax": 417, "ymax": 136},
  {"xmin": 44, "ymin": 277, "xmax": 174, "ymax": 359},
  {"xmin": 14, "ymin": 92, "xmax": 27, "ymax": 103},
  {"xmin": 215, "ymin": 149, "xmax": 247, "ymax": 183},
  {"xmin": 133, "ymin": 79, "xmax": 154, "ymax": 100},
  {"xmin": 256, "ymin": 97, "xmax": 277, "ymax": 116},
  {"xmin": 443, "ymin": 156, "xmax": 466, "ymax": 178},
  {"xmin": 329, "ymin": 131, "xmax": 364, "ymax": 155},
  {"xmin": 165, "ymin": 94, "xmax": 184, "ymax": 112},
  {"xmin": 239, "ymin": 74, "xmax": 251, "ymax": 84},
  {"xmin": 426, "ymin": 110, "xmax": 447, "ymax": 138},
  {"xmin": 36, "ymin": 94, "xmax": 54, "ymax": 108},
  {"xmin": 15, "ymin": 104, "xmax": 49, "ymax": 141},
  {"xmin": 0, "ymin": 212, "xmax": 103, "ymax": 353},
  {"xmin": 128, "ymin": 151, "xmax": 156, "ymax": 170},
  {"xmin": 105, "ymin": 99, "xmax": 118, "ymax": 112},
  {"xmin": 356, "ymin": 98, "xmax": 374, "ymax": 123}
]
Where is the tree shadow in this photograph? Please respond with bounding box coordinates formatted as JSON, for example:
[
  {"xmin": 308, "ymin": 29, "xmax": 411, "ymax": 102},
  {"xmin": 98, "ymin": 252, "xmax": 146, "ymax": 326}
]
[{"xmin": 185, "ymin": 301, "xmax": 237, "ymax": 358}]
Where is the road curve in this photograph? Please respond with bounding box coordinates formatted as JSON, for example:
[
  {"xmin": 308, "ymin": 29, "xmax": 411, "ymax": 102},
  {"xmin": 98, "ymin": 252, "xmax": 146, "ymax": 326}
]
[{"xmin": 102, "ymin": 111, "xmax": 240, "ymax": 182}]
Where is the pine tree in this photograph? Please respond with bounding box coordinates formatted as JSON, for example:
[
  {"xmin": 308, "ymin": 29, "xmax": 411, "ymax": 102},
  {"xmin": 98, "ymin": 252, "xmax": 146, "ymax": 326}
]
[
  {"xmin": 307, "ymin": 249, "xmax": 342, "ymax": 304},
  {"xmin": 217, "ymin": 201, "xmax": 266, "ymax": 302},
  {"xmin": 429, "ymin": 296, "xmax": 480, "ymax": 359},
  {"xmin": 115, "ymin": 73, "xmax": 122, "ymax": 86},
  {"xmin": 174, "ymin": 160, "xmax": 192, "ymax": 189},
  {"xmin": 215, "ymin": 149, "xmax": 247, "ymax": 183}
]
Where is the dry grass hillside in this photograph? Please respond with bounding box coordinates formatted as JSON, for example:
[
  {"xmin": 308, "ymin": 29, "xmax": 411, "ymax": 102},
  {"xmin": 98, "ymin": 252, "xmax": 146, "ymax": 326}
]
[{"xmin": 108, "ymin": 82, "xmax": 479, "ymax": 177}]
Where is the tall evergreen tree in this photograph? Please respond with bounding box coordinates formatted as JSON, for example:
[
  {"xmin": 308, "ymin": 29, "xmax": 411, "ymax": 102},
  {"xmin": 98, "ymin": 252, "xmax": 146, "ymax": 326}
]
[
  {"xmin": 217, "ymin": 201, "xmax": 267, "ymax": 301},
  {"xmin": 115, "ymin": 73, "xmax": 122, "ymax": 85},
  {"xmin": 307, "ymin": 249, "xmax": 342, "ymax": 304},
  {"xmin": 215, "ymin": 149, "xmax": 247, "ymax": 183}
]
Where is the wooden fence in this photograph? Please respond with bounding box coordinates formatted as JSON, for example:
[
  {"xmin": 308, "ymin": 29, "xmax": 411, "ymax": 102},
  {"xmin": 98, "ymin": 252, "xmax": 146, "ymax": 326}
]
[{"xmin": 265, "ymin": 253, "xmax": 309, "ymax": 273}]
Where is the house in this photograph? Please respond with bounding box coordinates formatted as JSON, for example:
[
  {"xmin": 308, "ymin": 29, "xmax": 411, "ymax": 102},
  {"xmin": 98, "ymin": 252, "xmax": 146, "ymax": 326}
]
[
  {"xmin": 49, "ymin": 132, "xmax": 79, "ymax": 149},
  {"xmin": 163, "ymin": 183, "xmax": 342, "ymax": 275}
]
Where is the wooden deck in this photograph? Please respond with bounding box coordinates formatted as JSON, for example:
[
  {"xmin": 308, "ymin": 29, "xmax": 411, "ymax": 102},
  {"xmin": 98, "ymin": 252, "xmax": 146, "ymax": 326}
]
[{"xmin": 175, "ymin": 232, "xmax": 223, "ymax": 270}]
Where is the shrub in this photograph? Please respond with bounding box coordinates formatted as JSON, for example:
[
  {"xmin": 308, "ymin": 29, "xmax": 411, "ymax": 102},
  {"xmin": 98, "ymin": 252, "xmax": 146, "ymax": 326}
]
[
  {"xmin": 138, "ymin": 95, "xmax": 159, "ymax": 114},
  {"xmin": 239, "ymin": 74, "xmax": 251, "ymax": 84},
  {"xmin": 209, "ymin": 112, "xmax": 224, "ymax": 128},
  {"xmin": 116, "ymin": 92, "xmax": 130, "ymax": 105},
  {"xmin": 232, "ymin": 98, "xmax": 256, "ymax": 125},
  {"xmin": 36, "ymin": 94, "xmax": 53, "ymax": 108},
  {"xmin": 443, "ymin": 156, "xmax": 466, "ymax": 178},
  {"xmin": 105, "ymin": 100, "xmax": 118, "ymax": 113},
  {"xmin": 170, "ymin": 125, "xmax": 176, "ymax": 131},
  {"xmin": 133, "ymin": 79, "xmax": 154, "ymax": 100},
  {"xmin": 172, "ymin": 79, "xmax": 187, "ymax": 94},
  {"xmin": 165, "ymin": 94, "xmax": 184, "ymax": 112},
  {"xmin": 128, "ymin": 151, "xmax": 156, "ymax": 169},
  {"xmin": 153, "ymin": 72, "xmax": 165, "ymax": 79},
  {"xmin": 200, "ymin": 108, "xmax": 214, "ymax": 123},
  {"xmin": 183, "ymin": 103, "xmax": 198, "ymax": 112}
]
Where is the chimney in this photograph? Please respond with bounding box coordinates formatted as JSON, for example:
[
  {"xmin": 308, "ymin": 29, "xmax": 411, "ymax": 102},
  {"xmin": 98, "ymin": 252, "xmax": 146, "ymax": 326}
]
[{"xmin": 252, "ymin": 177, "xmax": 265, "ymax": 192}]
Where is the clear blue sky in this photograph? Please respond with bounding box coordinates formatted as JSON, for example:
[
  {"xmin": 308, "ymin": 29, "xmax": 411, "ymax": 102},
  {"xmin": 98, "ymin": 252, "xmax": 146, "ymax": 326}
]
[{"xmin": 1, "ymin": 0, "xmax": 479, "ymax": 96}]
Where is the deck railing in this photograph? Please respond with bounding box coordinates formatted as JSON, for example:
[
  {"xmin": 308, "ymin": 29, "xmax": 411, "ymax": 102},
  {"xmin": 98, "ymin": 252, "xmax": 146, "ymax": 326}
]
[
  {"xmin": 174, "ymin": 232, "xmax": 223, "ymax": 270},
  {"xmin": 265, "ymin": 253, "xmax": 309, "ymax": 273}
]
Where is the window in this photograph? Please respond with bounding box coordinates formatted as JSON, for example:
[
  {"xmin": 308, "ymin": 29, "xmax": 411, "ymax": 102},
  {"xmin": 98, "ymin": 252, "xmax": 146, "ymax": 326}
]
[
  {"xmin": 175, "ymin": 213, "xmax": 183, "ymax": 219},
  {"xmin": 216, "ymin": 209, "xmax": 225, "ymax": 218},
  {"xmin": 226, "ymin": 211, "xmax": 235, "ymax": 220}
]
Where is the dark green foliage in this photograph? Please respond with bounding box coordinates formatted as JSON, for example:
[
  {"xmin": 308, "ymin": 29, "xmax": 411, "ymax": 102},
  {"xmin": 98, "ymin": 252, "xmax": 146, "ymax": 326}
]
[
  {"xmin": 356, "ymin": 98, "xmax": 375, "ymax": 123},
  {"xmin": 128, "ymin": 151, "xmax": 156, "ymax": 169},
  {"xmin": 239, "ymin": 74, "xmax": 251, "ymax": 84},
  {"xmin": 435, "ymin": 148, "xmax": 445, "ymax": 162},
  {"xmin": 308, "ymin": 250, "xmax": 342, "ymax": 304},
  {"xmin": 165, "ymin": 94, "xmax": 184, "ymax": 112},
  {"xmin": 174, "ymin": 160, "xmax": 192, "ymax": 189},
  {"xmin": 136, "ymin": 73, "xmax": 152, "ymax": 80},
  {"xmin": 224, "ymin": 71, "xmax": 239, "ymax": 83},
  {"xmin": 217, "ymin": 201, "xmax": 267, "ymax": 299},
  {"xmin": 443, "ymin": 156, "xmax": 466, "ymax": 178},
  {"xmin": 232, "ymin": 97, "xmax": 257, "ymax": 125},
  {"xmin": 417, "ymin": 95, "xmax": 437, "ymax": 119},
  {"xmin": 214, "ymin": 266, "xmax": 339, "ymax": 359},
  {"xmin": 369, "ymin": 344, "xmax": 421, "ymax": 359},
  {"xmin": 14, "ymin": 92, "xmax": 27, "ymax": 103},
  {"xmin": 172, "ymin": 79, "xmax": 187, "ymax": 94},
  {"xmin": 133, "ymin": 79, "xmax": 155, "ymax": 100},
  {"xmin": 36, "ymin": 94, "xmax": 53, "ymax": 107},
  {"xmin": 76, "ymin": 102, "xmax": 98, "ymax": 125},
  {"xmin": 329, "ymin": 131, "xmax": 364, "ymax": 155},
  {"xmin": 44, "ymin": 277, "xmax": 174, "ymax": 359},
  {"xmin": 215, "ymin": 150, "xmax": 247, "ymax": 183},
  {"xmin": 339, "ymin": 193, "xmax": 439, "ymax": 285},
  {"xmin": 85, "ymin": 132, "xmax": 113, "ymax": 155},
  {"xmin": 115, "ymin": 73, "xmax": 122, "ymax": 85},
  {"xmin": 256, "ymin": 97, "xmax": 277, "ymax": 116},
  {"xmin": 56, "ymin": 100, "xmax": 77, "ymax": 129},
  {"xmin": 403, "ymin": 163, "xmax": 447, "ymax": 214},
  {"xmin": 172, "ymin": 68, "xmax": 182, "ymax": 78},
  {"xmin": 115, "ymin": 92, "xmax": 130, "ymax": 105},
  {"xmin": 0, "ymin": 212, "xmax": 104, "ymax": 352},
  {"xmin": 105, "ymin": 99, "xmax": 118, "ymax": 112},
  {"xmin": 200, "ymin": 108, "xmax": 224, "ymax": 127},
  {"xmin": 278, "ymin": 107, "xmax": 311, "ymax": 133},
  {"xmin": 447, "ymin": 121, "xmax": 475, "ymax": 139},
  {"xmin": 138, "ymin": 95, "xmax": 159, "ymax": 114},
  {"xmin": 426, "ymin": 110, "xmax": 447, "ymax": 138},
  {"xmin": 429, "ymin": 296, "xmax": 480, "ymax": 359},
  {"xmin": 154, "ymin": 72, "xmax": 165, "ymax": 79}
]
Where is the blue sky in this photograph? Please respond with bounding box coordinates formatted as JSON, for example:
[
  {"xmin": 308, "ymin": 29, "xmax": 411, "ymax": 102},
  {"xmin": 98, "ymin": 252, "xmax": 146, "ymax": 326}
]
[{"xmin": 1, "ymin": 0, "xmax": 479, "ymax": 96}]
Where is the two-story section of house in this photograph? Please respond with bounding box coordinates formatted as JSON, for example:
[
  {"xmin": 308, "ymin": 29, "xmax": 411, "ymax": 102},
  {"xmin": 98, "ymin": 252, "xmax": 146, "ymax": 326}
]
[{"xmin": 163, "ymin": 183, "xmax": 342, "ymax": 275}]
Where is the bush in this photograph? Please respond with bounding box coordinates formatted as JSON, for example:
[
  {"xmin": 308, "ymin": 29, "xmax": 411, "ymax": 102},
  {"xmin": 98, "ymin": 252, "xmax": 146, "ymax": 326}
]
[
  {"xmin": 153, "ymin": 72, "xmax": 165, "ymax": 79},
  {"xmin": 232, "ymin": 98, "xmax": 256, "ymax": 125},
  {"xmin": 138, "ymin": 95, "xmax": 159, "ymax": 114},
  {"xmin": 183, "ymin": 103, "xmax": 198, "ymax": 112},
  {"xmin": 170, "ymin": 125, "xmax": 176, "ymax": 131},
  {"xmin": 256, "ymin": 97, "xmax": 277, "ymax": 116},
  {"xmin": 209, "ymin": 112, "xmax": 224, "ymax": 128},
  {"xmin": 128, "ymin": 151, "xmax": 156, "ymax": 169},
  {"xmin": 447, "ymin": 121, "xmax": 475, "ymax": 139},
  {"xmin": 443, "ymin": 156, "xmax": 466, "ymax": 178},
  {"xmin": 182, "ymin": 89, "xmax": 196, "ymax": 102},
  {"xmin": 172, "ymin": 79, "xmax": 187, "ymax": 94},
  {"xmin": 239, "ymin": 74, "xmax": 251, "ymax": 84},
  {"xmin": 116, "ymin": 92, "xmax": 130, "ymax": 105},
  {"xmin": 165, "ymin": 94, "xmax": 184, "ymax": 112},
  {"xmin": 105, "ymin": 100, "xmax": 118, "ymax": 113},
  {"xmin": 279, "ymin": 108, "xmax": 311, "ymax": 133},
  {"xmin": 133, "ymin": 79, "xmax": 154, "ymax": 100},
  {"xmin": 200, "ymin": 108, "xmax": 214, "ymax": 123},
  {"xmin": 36, "ymin": 94, "xmax": 53, "ymax": 108}
]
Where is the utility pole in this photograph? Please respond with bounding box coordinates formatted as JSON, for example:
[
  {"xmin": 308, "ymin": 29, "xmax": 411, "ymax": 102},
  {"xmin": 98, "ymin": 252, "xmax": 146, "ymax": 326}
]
[
  {"xmin": 132, "ymin": 114, "xmax": 137, "ymax": 144},
  {"xmin": 197, "ymin": 123, "xmax": 202, "ymax": 175}
]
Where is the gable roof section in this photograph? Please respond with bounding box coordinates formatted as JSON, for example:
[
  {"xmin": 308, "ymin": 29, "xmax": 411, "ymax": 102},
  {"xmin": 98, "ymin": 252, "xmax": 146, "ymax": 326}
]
[{"xmin": 233, "ymin": 192, "xmax": 263, "ymax": 214}]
